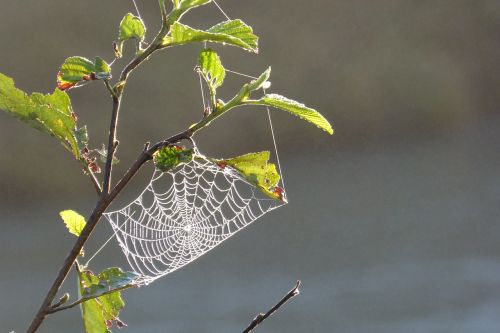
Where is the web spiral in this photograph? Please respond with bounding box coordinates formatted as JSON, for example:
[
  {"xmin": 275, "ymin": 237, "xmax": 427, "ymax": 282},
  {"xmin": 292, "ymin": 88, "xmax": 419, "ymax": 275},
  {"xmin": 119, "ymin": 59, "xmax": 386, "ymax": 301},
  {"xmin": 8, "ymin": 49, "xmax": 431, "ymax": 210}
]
[{"xmin": 103, "ymin": 157, "xmax": 286, "ymax": 284}]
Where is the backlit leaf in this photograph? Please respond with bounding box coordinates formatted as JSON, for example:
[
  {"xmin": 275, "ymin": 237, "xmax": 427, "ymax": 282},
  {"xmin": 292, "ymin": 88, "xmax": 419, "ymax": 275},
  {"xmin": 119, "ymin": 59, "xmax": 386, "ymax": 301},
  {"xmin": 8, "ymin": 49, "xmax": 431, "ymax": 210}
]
[
  {"xmin": 0, "ymin": 73, "xmax": 83, "ymax": 158},
  {"xmin": 57, "ymin": 56, "xmax": 111, "ymax": 91},
  {"xmin": 154, "ymin": 145, "xmax": 194, "ymax": 172},
  {"xmin": 78, "ymin": 266, "xmax": 137, "ymax": 333},
  {"xmin": 118, "ymin": 13, "xmax": 145, "ymax": 42},
  {"xmin": 164, "ymin": 19, "xmax": 258, "ymax": 53},
  {"xmin": 250, "ymin": 94, "xmax": 333, "ymax": 134},
  {"xmin": 60, "ymin": 210, "xmax": 86, "ymax": 237},
  {"xmin": 116, "ymin": 13, "xmax": 146, "ymax": 57},
  {"xmin": 215, "ymin": 151, "xmax": 284, "ymax": 201},
  {"xmin": 198, "ymin": 49, "xmax": 225, "ymax": 103}
]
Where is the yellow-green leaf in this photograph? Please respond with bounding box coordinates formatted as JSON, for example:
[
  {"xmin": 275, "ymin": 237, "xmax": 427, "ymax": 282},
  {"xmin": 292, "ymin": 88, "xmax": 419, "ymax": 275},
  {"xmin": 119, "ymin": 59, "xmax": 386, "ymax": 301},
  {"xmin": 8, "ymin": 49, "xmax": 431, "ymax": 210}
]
[
  {"xmin": 78, "ymin": 266, "xmax": 134, "ymax": 333},
  {"xmin": 57, "ymin": 56, "xmax": 111, "ymax": 91},
  {"xmin": 60, "ymin": 210, "xmax": 86, "ymax": 237},
  {"xmin": 252, "ymin": 94, "xmax": 333, "ymax": 135},
  {"xmin": 198, "ymin": 48, "xmax": 225, "ymax": 90},
  {"xmin": 0, "ymin": 73, "xmax": 83, "ymax": 158},
  {"xmin": 164, "ymin": 20, "xmax": 258, "ymax": 53},
  {"xmin": 119, "ymin": 13, "xmax": 146, "ymax": 42},
  {"xmin": 154, "ymin": 145, "xmax": 194, "ymax": 172},
  {"xmin": 215, "ymin": 151, "xmax": 285, "ymax": 201}
]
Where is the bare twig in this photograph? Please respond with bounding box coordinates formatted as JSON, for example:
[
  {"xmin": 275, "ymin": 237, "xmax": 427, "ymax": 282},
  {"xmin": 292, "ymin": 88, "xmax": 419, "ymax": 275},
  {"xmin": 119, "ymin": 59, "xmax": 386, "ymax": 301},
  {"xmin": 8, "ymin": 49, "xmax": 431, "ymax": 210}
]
[{"xmin": 242, "ymin": 281, "xmax": 301, "ymax": 333}]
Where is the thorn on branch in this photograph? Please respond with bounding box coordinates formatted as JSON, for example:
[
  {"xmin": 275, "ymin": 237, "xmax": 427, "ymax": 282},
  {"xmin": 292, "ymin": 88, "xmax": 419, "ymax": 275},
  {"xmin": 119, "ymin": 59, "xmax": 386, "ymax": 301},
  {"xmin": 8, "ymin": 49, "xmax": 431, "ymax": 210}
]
[{"xmin": 242, "ymin": 280, "xmax": 301, "ymax": 333}]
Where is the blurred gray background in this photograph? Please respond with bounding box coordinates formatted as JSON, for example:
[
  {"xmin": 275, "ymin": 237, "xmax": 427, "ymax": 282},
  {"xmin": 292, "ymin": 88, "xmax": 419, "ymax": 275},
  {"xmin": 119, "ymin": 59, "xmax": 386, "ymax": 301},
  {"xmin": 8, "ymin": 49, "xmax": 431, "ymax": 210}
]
[{"xmin": 1, "ymin": 1, "xmax": 500, "ymax": 332}]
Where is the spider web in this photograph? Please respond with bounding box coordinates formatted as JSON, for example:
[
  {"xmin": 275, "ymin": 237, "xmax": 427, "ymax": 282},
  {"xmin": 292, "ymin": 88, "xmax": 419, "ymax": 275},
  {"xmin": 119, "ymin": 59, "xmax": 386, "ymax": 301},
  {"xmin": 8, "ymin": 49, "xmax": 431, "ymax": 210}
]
[{"xmin": 103, "ymin": 155, "xmax": 286, "ymax": 284}]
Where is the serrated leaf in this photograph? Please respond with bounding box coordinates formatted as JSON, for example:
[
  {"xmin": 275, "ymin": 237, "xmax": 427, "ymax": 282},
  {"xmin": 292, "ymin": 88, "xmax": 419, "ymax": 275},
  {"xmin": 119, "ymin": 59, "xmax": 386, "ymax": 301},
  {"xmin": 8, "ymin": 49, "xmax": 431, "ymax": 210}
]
[
  {"xmin": 165, "ymin": 20, "xmax": 258, "ymax": 53},
  {"xmin": 118, "ymin": 13, "xmax": 145, "ymax": 42},
  {"xmin": 78, "ymin": 266, "xmax": 135, "ymax": 333},
  {"xmin": 251, "ymin": 94, "xmax": 333, "ymax": 134},
  {"xmin": 60, "ymin": 210, "xmax": 86, "ymax": 237},
  {"xmin": 154, "ymin": 145, "xmax": 194, "ymax": 172},
  {"xmin": 208, "ymin": 20, "xmax": 258, "ymax": 52},
  {"xmin": 0, "ymin": 73, "xmax": 82, "ymax": 158},
  {"xmin": 57, "ymin": 56, "xmax": 111, "ymax": 91},
  {"xmin": 215, "ymin": 151, "xmax": 284, "ymax": 201},
  {"xmin": 116, "ymin": 13, "xmax": 146, "ymax": 58},
  {"xmin": 81, "ymin": 267, "xmax": 140, "ymax": 300},
  {"xmin": 198, "ymin": 49, "xmax": 225, "ymax": 104}
]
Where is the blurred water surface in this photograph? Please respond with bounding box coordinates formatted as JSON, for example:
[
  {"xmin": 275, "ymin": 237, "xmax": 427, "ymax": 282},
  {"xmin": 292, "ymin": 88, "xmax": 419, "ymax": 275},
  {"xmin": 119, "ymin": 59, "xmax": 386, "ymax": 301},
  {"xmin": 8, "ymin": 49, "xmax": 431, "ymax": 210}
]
[{"xmin": 1, "ymin": 1, "xmax": 500, "ymax": 332}]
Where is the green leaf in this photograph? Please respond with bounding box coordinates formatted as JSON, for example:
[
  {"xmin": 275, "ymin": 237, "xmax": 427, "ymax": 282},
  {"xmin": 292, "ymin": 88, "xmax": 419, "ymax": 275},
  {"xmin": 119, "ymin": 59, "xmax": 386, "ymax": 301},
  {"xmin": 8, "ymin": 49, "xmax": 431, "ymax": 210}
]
[
  {"xmin": 164, "ymin": 19, "xmax": 258, "ymax": 53},
  {"xmin": 60, "ymin": 210, "xmax": 86, "ymax": 237},
  {"xmin": 234, "ymin": 67, "xmax": 271, "ymax": 102},
  {"xmin": 167, "ymin": 0, "xmax": 212, "ymax": 24},
  {"xmin": 0, "ymin": 73, "xmax": 83, "ymax": 158},
  {"xmin": 154, "ymin": 145, "xmax": 194, "ymax": 172},
  {"xmin": 57, "ymin": 56, "xmax": 111, "ymax": 91},
  {"xmin": 177, "ymin": 0, "xmax": 211, "ymax": 10},
  {"xmin": 78, "ymin": 266, "xmax": 136, "ymax": 333},
  {"xmin": 81, "ymin": 267, "xmax": 141, "ymax": 300},
  {"xmin": 118, "ymin": 13, "xmax": 146, "ymax": 42},
  {"xmin": 215, "ymin": 151, "xmax": 285, "ymax": 201},
  {"xmin": 198, "ymin": 48, "xmax": 225, "ymax": 105},
  {"xmin": 116, "ymin": 13, "xmax": 146, "ymax": 58},
  {"xmin": 208, "ymin": 20, "xmax": 258, "ymax": 52},
  {"xmin": 250, "ymin": 94, "xmax": 333, "ymax": 134},
  {"xmin": 94, "ymin": 57, "xmax": 111, "ymax": 79}
]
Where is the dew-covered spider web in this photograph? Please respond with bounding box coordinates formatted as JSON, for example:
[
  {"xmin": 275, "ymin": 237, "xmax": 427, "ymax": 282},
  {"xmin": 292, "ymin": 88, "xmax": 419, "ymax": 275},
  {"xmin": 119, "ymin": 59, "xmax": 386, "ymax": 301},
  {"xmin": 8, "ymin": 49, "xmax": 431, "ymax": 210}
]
[
  {"xmin": 103, "ymin": 154, "xmax": 286, "ymax": 284},
  {"xmin": 86, "ymin": 0, "xmax": 288, "ymax": 285}
]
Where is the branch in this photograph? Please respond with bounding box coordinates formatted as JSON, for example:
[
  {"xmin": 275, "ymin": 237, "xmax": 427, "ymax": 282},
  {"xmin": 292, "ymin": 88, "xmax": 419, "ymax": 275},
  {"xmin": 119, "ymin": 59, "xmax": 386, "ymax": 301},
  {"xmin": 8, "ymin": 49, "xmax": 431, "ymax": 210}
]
[
  {"xmin": 25, "ymin": 131, "xmax": 191, "ymax": 333},
  {"xmin": 242, "ymin": 281, "xmax": 301, "ymax": 333},
  {"xmin": 102, "ymin": 96, "xmax": 120, "ymax": 194},
  {"xmin": 47, "ymin": 285, "xmax": 135, "ymax": 314}
]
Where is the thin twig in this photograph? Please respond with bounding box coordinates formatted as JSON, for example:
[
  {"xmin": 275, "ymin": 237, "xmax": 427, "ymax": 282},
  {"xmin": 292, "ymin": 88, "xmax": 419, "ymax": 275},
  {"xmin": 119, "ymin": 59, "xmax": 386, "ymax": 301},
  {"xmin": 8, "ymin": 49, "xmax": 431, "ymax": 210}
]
[
  {"xmin": 83, "ymin": 163, "xmax": 102, "ymax": 195},
  {"xmin": 242, "ymin": 281, "xmax": 301, "ymax": 333},
  {"xmin": 47, "ymin": 284, "xmax": 135, "ymax": 314},
  {"xmin": 102, "ymin": 96, "xmax": 121, "ymax": 194}
]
